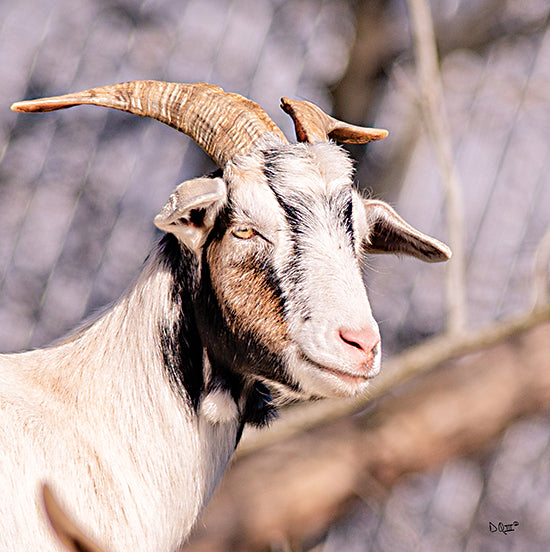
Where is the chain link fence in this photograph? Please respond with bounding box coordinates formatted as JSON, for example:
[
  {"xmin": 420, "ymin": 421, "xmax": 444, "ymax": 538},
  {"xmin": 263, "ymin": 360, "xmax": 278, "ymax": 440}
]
[{"xmin": 1, "ymin": 1, "xmax": 549, "ymax": 550}]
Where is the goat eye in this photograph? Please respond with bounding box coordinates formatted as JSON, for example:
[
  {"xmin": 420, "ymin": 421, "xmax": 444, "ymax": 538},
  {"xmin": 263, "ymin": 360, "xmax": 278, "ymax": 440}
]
[{"xmin": 232, "ymin": 226, "xmax": 257, "ymax": 240}]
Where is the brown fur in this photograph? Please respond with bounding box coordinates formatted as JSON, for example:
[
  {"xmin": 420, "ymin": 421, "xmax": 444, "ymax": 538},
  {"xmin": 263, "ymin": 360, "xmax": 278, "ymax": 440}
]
[{"xmin": 207, "ymin": 239, "xmax": 289, "ymax": 352}]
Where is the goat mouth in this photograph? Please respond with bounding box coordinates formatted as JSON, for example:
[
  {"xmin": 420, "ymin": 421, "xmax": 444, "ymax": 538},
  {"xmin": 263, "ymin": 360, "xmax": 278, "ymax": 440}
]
[
  {"xmin": 317, "ymin": 364, "xmax": 370, "ymax": 385},
  {"xmin": 300, "ymin": 353, "xmax": 370, "ymax": 385}
]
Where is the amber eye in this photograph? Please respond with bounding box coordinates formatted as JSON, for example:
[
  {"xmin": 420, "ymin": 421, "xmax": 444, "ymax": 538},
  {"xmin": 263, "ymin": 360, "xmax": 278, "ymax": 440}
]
[{"xmin": 232, "ymin": 226, "xmax": 257, "ymax": 239}]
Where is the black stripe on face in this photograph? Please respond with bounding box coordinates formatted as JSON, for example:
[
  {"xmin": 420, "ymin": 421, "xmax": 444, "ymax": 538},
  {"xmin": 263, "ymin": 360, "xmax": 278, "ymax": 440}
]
[
  {"xmin": 262, "ymin": 148, "xmax": 362, "ymax": 325},
  {"xmin": 263, "ymin": 168, "xmax": 313, "ymax": 325},
  {"xmin": 329, "ymin": 189, "xmax": 355, "ymax": 249},
  {"xmin": 264, "ymin": 150, "xmax": 309, "ymax": 237},
  {"xmin": 264, "ymin": 148, "xmax": 356, "ymax": 255}
]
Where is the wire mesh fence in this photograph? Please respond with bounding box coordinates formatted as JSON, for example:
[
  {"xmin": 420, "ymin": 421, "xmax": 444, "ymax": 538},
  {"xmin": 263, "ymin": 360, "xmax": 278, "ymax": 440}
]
[
  {"xmin": 0, "ymin": 0, "xmax": 355, "ymax": 352},
  {"xmin": 0, "ymin": 0, "xmax": 549, "ymax": 550}
]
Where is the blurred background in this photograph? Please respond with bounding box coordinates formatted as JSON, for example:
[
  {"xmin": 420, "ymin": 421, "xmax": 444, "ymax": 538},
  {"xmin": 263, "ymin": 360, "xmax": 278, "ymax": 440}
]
[{"xmin": 0, "ymin": 0, "xmax": 549, "ymax": 551}]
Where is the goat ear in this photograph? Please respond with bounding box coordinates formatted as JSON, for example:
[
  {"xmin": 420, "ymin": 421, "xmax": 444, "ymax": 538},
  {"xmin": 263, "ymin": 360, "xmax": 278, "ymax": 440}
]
[
  {"xmin": 362, "ymin": 199, "xmax": 452, "ymax": 262},
  {"xmin": 42, "ymin": 484, "xmax": 107, "ymax": 552},
  {"xmin": 154, "ymin": 176, "xmax": 227, "ymax": 253}
]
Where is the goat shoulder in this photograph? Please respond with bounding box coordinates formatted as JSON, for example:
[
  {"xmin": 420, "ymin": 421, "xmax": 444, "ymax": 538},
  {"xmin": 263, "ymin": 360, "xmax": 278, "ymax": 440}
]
[{"xmin": 0, "ymin": 241, "xmax": 240, "ymax": 551}]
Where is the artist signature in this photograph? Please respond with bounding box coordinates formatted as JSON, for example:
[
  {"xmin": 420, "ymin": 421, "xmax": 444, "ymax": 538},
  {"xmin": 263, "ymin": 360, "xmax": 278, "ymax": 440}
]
[{"xmin": 489, "ymin": 521, "xmax": 519, "ymax": 535}]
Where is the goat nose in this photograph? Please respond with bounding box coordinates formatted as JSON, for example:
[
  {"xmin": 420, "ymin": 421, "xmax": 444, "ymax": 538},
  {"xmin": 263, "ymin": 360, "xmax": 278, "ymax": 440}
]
[{"xmin": 338, "ymin": 327, "xmax": 381, "ymax": 360}]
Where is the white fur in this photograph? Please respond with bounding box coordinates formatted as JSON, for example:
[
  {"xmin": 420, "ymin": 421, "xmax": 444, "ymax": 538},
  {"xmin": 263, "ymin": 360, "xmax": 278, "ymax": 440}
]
[
  {"xmin": 0, "ymin": 253, "xmax": 239, "ymax": 552},
  {"xmin": 200, "ymin": 389, "xmax": 240, "ymax": 425}
]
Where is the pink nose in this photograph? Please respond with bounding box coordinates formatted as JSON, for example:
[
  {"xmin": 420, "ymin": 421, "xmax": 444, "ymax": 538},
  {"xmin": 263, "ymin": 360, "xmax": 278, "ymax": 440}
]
[{"xmin": 338, "ymin": 327, "xmax": 380, "ymax": 362}]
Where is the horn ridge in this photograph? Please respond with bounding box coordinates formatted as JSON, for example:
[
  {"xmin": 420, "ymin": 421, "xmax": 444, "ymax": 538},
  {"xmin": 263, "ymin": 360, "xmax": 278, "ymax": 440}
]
[{"xmin": 11, "ymin": 80, "xmax": 287, "ymax": 168}]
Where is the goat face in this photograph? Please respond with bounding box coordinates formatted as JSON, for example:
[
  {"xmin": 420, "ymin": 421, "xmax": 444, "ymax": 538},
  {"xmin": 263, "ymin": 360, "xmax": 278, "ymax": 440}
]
[
  {"xmin": 12, "ymin": 81, "xmax": 451, "ymax": 401},
  {"xmin": 155, "ymin": 141, "xmax": 450, "ymax": 400}
]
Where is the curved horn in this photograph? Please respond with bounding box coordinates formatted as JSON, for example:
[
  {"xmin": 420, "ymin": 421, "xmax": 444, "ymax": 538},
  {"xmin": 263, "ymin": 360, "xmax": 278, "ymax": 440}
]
[
  {"xmin": 11, "ymin": 81, "xmax": 287, "ymax": 168},
  {"xmin": 280, "ymin": 97, "xmax": 388, "ymax": 144}
]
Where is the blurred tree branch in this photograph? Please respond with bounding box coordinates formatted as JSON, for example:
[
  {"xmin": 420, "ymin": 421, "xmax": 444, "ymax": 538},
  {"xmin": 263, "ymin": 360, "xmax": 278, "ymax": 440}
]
[{"xmin": 406, "ymin": 0, "xmax": 467, "ymax": 334}]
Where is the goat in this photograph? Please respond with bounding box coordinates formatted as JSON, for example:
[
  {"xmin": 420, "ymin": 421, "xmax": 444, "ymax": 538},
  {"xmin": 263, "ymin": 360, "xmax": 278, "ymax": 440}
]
[{"xmin": 1, "ymin": 81, "xmax": 451, "ymax": 551}]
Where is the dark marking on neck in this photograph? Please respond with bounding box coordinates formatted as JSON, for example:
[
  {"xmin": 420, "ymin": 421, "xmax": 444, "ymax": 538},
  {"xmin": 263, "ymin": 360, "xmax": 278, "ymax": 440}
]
[
  {"xmin": 236, "ymin": 381, "xmax": 278, "ymax": 444},
  {"xmin": 159, "ymin": 231, "xmax": 290, "ymax": 428},
  {"xmin": 158, "ymin": 233, "xmax": 205, "ymax": 411}
]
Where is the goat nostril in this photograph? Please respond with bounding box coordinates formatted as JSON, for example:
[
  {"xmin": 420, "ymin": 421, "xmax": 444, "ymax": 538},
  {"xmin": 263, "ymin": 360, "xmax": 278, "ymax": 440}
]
[
  {"xmin": 338, "ymin": 328, "xmax": 380, "ymax": 357},
  {"xmin": 339, "ymin": 331, "xmax": 362, "ymax": 350}
]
